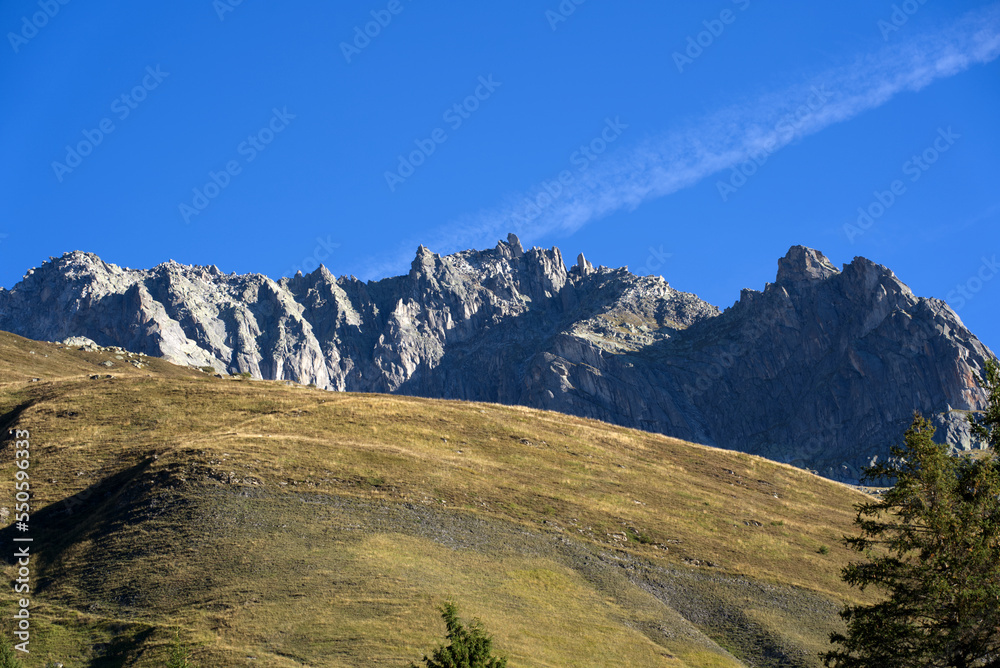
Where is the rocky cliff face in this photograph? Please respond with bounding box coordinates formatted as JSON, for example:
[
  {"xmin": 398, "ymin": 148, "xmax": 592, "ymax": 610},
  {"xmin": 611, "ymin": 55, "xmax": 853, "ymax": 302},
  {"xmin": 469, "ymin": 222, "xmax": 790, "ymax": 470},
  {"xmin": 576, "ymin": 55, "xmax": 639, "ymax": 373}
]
[{"xmin": 0, "ymin": 235, "xmax": 992, "ymax": 481}]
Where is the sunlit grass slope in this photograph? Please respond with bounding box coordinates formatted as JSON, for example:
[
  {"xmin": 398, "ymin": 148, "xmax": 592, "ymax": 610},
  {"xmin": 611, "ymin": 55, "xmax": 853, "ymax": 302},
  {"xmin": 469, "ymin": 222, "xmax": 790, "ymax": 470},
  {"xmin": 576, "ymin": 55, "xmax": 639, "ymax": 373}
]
[{"xmin": 0, "ymin": 331, "xmax": 873, "ymax": 667}]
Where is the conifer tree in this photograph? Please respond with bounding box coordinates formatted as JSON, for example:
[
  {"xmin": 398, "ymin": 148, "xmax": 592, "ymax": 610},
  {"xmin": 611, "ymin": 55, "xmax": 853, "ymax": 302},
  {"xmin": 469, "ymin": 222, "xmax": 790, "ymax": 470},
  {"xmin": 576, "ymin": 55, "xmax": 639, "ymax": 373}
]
[
  {"xmin": 969, "ymin": 358, "xmax": 1000, "ymax": 448},
  {"xmin": 825, "ymin": 358, "xmax": 1000, "ymax": 667},
  {"xmin": 0, "ymin": 635, "xmax": 23, "ymax": 668},
  {"xmin": 410, "ymin": 602, "xmax": 508, "ymax": 668},
  {"xmin": 166, "ymin": 631, "xmax": 193, "ymax": 668}
]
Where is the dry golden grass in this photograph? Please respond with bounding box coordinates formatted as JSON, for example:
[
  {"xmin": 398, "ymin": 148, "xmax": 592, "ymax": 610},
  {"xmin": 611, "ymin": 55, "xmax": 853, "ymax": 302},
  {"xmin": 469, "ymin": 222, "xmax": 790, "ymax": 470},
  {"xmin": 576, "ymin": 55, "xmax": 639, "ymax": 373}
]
[{"xmin": 0, "ymin": 332, "xmax": 874, "ymax": 666}]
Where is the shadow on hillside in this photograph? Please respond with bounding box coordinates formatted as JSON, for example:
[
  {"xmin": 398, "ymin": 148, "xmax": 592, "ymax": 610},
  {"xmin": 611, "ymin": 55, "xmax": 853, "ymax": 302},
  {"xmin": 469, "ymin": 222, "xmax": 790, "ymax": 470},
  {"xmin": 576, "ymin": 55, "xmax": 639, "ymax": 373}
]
[
  {"xmin": 0, "ymin": 455, "xmax": 156, "ymax": 592},
  {"xmin": 1, "ymin": 401, "xmax": 36, "ymax": 441},
  {"xmin": 0, "ymin": 455, "xmax": 166, "ymax": 664},
  {"xmin": 90, "ymin": 626, "xmax": 157, "ymax": 668}
]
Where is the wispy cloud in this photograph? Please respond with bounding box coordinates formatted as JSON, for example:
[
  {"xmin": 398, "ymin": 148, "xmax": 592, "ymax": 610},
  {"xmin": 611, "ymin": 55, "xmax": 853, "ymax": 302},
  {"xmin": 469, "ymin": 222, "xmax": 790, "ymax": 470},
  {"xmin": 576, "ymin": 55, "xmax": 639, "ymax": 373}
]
[{"xmin": 359, "ymin": 3, "xmax": 1000, "ymax": 279}]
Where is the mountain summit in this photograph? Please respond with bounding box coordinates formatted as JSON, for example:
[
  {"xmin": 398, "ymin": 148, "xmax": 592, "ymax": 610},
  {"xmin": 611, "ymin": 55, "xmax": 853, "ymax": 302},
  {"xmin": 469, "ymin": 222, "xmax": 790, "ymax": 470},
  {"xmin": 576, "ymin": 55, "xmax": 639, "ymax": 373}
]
[{"xmin": 0, "ymin": 237, "xmax": 992, "ymax": 481}]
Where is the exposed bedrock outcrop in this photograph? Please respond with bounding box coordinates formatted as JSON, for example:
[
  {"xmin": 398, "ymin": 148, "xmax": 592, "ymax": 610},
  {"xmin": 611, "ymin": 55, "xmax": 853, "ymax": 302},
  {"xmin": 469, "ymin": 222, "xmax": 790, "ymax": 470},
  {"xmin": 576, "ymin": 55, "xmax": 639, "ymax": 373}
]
[{"xmin": 1, "ymin": 237, "xmax": 992, "ymax": 482}]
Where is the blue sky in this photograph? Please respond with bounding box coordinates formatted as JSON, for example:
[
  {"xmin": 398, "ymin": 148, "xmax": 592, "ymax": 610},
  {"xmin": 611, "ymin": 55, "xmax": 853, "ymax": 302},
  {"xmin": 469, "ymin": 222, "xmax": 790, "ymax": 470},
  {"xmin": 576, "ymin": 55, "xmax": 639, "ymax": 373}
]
[{"xmin": 1, "ymin": 0, "xmax": 998, "ymax": 352}]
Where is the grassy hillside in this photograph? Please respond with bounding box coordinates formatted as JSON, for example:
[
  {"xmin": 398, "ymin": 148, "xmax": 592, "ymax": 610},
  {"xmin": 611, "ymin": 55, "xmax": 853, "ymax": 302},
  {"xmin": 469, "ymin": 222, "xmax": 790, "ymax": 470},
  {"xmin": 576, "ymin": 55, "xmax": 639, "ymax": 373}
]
[{"xmin": 0, "ymin": 331, "xmax": 875, "ymax": 667}]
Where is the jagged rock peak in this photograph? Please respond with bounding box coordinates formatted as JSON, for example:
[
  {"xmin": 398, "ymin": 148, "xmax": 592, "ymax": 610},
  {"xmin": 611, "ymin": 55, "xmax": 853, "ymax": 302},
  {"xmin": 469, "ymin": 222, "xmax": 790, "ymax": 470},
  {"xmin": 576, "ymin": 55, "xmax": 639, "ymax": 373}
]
[
  {"xmin": 0, "ymin": 237, "xmax": 992, "ymax": 485},
  {"xmin": 61, "ymin": 250, "xmax": 99, "ymax": 262},
  {"xmin": 507, "ymin": 233, "xmax": 524, "ymax": 258},
  {"xmin": 21, "ymin": 250, "xmax": 116, "ymax": 283},
  {"xmin": 776, "ymin": 246, "xmax": 839, "ymax": 284},
  {"xmin": 48, "ymin": 250, "xmax": 107, "ymax": 273},
  {"xmin": 410, "ymin": 244, "xmax": 438, "ymax": 274}
]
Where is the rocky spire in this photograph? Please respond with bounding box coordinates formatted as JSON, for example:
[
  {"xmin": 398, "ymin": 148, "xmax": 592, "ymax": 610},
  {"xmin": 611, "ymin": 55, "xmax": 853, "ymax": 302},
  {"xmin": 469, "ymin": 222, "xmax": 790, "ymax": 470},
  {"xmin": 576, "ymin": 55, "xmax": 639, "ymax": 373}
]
[
  {"xmin": 507, "ymin": 233, "xmax": 524, "ymax": 258},
  {"xmin": 776, "ymin": 246, "xmax": 839, "ymax": 284}
]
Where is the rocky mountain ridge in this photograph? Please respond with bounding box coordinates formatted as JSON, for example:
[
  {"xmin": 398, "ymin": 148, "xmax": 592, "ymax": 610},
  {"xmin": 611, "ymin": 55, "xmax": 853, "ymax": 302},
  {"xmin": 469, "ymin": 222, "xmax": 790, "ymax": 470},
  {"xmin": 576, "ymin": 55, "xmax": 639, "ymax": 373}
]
[{"xmin": 0, "ymin": 234, "xmax": 992, "ymax": 481}]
